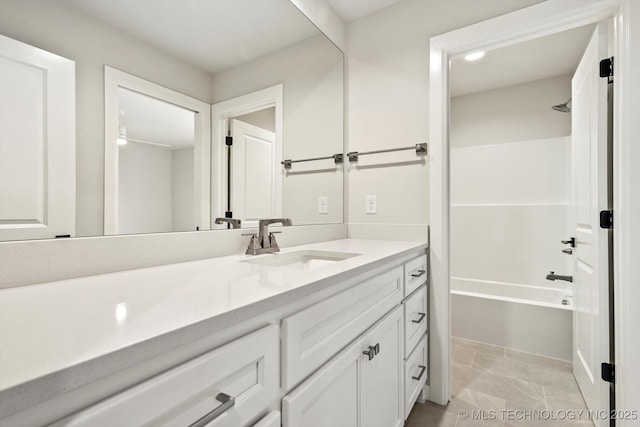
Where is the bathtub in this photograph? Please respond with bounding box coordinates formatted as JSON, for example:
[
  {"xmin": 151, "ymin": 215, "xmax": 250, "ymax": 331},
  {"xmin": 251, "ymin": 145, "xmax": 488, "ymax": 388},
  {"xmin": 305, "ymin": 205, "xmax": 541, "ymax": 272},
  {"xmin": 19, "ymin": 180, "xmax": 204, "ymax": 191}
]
[{"xmin": 451, "ymin": 277, "xmax": 573, "ymax": 361}]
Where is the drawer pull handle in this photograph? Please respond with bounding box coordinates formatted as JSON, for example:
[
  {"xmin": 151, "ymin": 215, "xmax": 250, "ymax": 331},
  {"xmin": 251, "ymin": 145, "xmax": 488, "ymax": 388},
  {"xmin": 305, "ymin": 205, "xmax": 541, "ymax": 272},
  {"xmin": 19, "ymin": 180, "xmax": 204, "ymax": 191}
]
[
  {"xmin": 411, "ymin": 312, "xmax": 426, "ymax": 324},
  {"xmin": 411, "ymin": 269, "xmax": 426, "ymax": 278},
  {"xmin": 363, "ymin": 346, "xmax": 376, "ymax": 361},
  {"xmin": 189, "ymin": 393, "xmax": 235, "ymax": 427},
  {"xmin": 412, "ymin": 365, "xmax": 427, "ymax": 381}
]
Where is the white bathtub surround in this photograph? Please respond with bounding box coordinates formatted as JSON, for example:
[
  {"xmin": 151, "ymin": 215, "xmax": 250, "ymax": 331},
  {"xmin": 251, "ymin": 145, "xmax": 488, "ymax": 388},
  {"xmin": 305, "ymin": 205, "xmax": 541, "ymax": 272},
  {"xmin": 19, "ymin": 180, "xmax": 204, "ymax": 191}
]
[
  {"xmin": 451, "ymin": 277, "xmax": 573, "ymax": 360},
  {"xmin": 0, "ymin": 224, "xmax": 347, "ymax": 289},
  {"xmin": 0, "ymin": 238, "xmax": 426, "ymax": 422},
  {"xmin": 449, "ymin": 136, "xmax": 573, "ymax": 360},
  {"xmin": 450, "ymin": 137, "xmax": 572, "ymax": 293}
]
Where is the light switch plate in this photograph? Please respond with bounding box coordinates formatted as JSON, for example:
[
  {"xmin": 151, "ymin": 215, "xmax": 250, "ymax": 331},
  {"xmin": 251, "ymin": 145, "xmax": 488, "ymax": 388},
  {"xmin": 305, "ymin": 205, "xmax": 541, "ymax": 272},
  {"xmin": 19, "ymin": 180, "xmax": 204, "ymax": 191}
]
[
  {"xmin": 366, "ymin": 195, "xmax": 377, "ymax": 214},
  {"xmin": 318, "ymin": 196, "xmax": 328, "ymax": 214}
]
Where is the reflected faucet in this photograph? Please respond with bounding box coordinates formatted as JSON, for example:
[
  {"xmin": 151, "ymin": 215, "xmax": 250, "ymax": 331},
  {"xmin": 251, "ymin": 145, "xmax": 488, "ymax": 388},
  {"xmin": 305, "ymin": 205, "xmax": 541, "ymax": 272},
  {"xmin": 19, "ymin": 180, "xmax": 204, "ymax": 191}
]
[
  {"xmin": 214, "ymin": 217, "xmax": 241, "ymax": 229},
  {"xmin": 244, "ymin": 218, "xmax": 292, "ymax": 255},
  {"xmin": 546, "ymin": 271, "xmax": 573, "ymax": 283}
]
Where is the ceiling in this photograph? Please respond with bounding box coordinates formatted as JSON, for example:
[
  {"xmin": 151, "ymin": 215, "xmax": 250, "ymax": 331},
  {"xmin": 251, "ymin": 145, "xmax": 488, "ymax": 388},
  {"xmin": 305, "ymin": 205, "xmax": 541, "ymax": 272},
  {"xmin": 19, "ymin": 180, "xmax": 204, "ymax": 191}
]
[
  {"xmin": 450, "ymin": 24, "xmax": 595, "ymax": 97},
  {"xmin": 119, "ymin": 88, "xmax": 195, "ymax": 150},
  {"xmin": 326, "ymin": 0, "xmax": 404, "ymax": 21},
  {"xmin": 63, "ymin": 0, "xmax": 320, "ymax": 74}
]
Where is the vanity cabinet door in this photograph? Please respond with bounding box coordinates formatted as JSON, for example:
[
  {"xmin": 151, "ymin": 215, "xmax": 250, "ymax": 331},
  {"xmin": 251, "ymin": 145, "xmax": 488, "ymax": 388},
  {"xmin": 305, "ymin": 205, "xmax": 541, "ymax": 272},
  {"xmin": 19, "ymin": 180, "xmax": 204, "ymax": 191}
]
[
  {"xmin": 283, "ymin": 307, "xmax": 404, "ymax": 427},
  {"xmin": 53, "ymin": 325, "xmax": 279, "ymax": 427},
  {"xmin": 361, "ymin": 306, "xmax": 404, "ymax": 427},
  {"xmin": 283, "ymin": 337, "xmax": 365, "ymax": 427}
]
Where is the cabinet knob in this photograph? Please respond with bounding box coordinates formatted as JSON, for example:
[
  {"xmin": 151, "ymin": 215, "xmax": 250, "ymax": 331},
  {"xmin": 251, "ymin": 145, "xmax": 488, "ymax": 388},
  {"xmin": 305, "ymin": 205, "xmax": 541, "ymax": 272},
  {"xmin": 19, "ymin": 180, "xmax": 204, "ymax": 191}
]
[{"xmin": 363, "ymin": 346, "xmax": 376, "ymax": 361}]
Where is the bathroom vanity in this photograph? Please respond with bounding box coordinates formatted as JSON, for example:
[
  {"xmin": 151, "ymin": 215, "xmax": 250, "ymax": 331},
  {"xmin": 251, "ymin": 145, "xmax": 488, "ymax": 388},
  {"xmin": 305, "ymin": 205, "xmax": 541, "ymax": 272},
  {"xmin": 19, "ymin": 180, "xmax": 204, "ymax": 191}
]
[{"xmin": 0, "ymin": 239, "xmax": 428, "ymax": 426}]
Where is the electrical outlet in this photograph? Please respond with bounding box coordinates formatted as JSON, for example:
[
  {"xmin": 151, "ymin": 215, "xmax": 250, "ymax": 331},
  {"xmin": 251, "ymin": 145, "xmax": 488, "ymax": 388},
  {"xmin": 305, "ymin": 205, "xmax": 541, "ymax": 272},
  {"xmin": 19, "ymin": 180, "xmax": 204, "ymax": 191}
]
[
  {"xmin": 318, "ymin": 196, "xmax": 328, "ymax": 214},
  {"xmin": 366, "ymin": 195, "xmax": 377, "ymax": 214}
]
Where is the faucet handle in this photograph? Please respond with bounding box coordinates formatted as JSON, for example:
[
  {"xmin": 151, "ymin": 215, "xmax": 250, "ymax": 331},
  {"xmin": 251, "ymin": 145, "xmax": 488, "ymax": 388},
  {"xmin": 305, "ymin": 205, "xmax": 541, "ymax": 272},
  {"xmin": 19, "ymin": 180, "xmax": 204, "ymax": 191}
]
[
  {"xmin": 268, "ymin": 232, "xmax": 280, "ymax": 249},
  {"xmin": 244, "ymin": 233, "xmax": 262, "ymax": 255}
]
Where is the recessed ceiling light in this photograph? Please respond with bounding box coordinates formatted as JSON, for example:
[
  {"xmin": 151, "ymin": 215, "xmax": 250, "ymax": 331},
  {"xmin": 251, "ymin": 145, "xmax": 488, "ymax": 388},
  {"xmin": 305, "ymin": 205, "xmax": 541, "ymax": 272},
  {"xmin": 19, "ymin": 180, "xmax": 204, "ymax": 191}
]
[{"xmin": 464, "ymin": 51, "xmax": 486, "ymax": 61}]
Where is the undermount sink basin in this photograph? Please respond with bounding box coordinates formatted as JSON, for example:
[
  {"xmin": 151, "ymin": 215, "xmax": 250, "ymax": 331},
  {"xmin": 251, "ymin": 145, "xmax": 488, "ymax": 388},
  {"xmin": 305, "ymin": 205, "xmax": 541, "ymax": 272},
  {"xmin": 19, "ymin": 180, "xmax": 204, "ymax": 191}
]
[{"xmin": 241, "ymin": 250, "xmax": 360, "ymax": 269}]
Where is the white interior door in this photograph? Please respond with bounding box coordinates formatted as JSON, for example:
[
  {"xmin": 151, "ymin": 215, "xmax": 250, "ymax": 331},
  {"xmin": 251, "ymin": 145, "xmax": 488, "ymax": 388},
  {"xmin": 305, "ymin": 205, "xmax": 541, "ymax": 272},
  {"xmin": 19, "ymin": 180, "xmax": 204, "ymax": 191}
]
[
  {"xmin": 0, "ymin": 34, "xmax": 75, "ymax": 241},
  {"xmin": 230, "ymin": 119, "xmax": 279, "ymax": 227},
  {"xmin": 571, "ymin": 22, "xmax": 610, "ymax": 424}
]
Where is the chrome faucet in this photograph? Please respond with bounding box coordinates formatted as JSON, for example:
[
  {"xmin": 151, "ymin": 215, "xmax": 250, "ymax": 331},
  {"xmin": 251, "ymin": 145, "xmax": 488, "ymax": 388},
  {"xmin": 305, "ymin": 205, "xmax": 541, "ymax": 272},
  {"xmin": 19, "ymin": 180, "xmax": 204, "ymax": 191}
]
[
  {"xmin": 244, "ymin": 218, "xmax": 292, "ymax": 255},
  {"xmin": 214, "ymin": 217, "xmax": 241, "ymax": 229},
  {"xmin": 546, "ymin": 271, "xmax": 573, "ymax": 283}
]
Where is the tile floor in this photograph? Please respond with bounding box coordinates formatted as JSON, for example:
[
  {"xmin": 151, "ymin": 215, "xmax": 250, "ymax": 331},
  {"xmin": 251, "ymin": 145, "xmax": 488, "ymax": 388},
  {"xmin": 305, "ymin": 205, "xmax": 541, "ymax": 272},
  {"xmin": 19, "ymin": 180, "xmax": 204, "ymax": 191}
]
[{"xmin": 405, "ymin": 337, "xmax": 593, "ymax": 427}]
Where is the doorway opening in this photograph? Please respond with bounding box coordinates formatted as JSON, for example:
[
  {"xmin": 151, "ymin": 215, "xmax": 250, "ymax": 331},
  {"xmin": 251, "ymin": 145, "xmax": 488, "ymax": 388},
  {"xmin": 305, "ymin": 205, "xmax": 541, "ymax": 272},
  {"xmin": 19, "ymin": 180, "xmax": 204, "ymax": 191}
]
[
  {"xmin": 428, "ymin": 2, "xmax": 624, "ymax": 425},
  {"xmin": 411, "ymin": 23, "xmax": 612, "ymax": 426},
  {"xmin": 211, "ymin": 84, "xmax": 283, "ymax": 229}
]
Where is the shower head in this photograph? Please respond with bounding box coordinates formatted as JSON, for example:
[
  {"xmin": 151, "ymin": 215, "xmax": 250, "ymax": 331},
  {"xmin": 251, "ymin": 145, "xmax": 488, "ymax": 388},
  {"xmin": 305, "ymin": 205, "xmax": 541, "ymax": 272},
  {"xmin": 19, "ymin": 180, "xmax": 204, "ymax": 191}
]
[{"xmin": 552, "ymin": 98, "xmax": 571, "ymax": 113}]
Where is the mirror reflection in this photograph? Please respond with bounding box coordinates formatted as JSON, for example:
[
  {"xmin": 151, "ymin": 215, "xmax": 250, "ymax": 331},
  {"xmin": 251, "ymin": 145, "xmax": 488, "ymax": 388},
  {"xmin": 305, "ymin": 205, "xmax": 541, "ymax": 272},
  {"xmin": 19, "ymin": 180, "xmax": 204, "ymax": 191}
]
[
  {"xmin": 0, "ymin": 0, "xmax": 344, "ymax": 241},
  {"xmin": 117, "ymin": 88, "xmax": 196, "ymax": 234}
]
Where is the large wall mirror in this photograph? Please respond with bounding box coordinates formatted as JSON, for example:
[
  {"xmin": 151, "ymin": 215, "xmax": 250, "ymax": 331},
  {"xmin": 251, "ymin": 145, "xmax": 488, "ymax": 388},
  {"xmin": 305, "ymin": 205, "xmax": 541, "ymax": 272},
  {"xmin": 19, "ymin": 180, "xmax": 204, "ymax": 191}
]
[{"xmin": 0, "ymin": 0, "xmax": 344, "ymax": 241}]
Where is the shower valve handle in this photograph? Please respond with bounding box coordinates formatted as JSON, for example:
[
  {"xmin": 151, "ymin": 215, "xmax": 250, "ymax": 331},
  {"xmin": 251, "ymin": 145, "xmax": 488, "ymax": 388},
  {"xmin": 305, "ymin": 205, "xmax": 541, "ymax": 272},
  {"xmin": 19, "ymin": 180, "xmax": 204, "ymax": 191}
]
[{"xmin": 561, "ymin": 237, "xmax": 576, "ymax": 248}]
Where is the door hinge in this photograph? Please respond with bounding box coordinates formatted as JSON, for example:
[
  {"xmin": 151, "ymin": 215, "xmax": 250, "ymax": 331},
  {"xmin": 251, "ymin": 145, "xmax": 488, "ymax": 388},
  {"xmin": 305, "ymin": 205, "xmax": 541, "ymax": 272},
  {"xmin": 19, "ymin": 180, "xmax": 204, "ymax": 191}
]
[
  {"xmin": 600, "ymin": 57, "xmax": 614, "ymax": 82},
  {"xmin": 225, "ymin": 136, "xmax": 233, "ymax": 146},
  {"xmin": 600, "ymin": 210, "xmax": 613, "ymax": 229},
  {"xmin": 225, "ymin": 211, "xmax": 233, "ymax": 218},
  {"xmin": 601, "ymin": 362, "xmax": 615, "ymax": 383}
]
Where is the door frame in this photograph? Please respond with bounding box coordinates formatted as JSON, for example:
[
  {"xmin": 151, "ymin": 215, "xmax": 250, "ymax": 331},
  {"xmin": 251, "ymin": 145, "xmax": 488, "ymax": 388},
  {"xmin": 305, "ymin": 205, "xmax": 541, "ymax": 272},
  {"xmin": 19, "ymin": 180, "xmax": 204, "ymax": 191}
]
[
  {"xmin": 428, "ymin": 0, "xmax": 638, "ymax": 408},
  {"xmin": 104, "ymin": 66, "xmax": 211, "ymax": 234},
  {"xmin": 211, "ymin": 84, "xmax": 284, "ymax": 226}
]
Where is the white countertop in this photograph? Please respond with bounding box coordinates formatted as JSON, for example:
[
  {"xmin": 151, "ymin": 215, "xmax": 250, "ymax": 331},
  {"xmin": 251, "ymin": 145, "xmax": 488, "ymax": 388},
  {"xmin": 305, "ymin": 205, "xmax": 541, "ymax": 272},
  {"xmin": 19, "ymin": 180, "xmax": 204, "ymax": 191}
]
[{"xmin": 0, "ymin": 239, "xmax": 426, "ymax": 399}]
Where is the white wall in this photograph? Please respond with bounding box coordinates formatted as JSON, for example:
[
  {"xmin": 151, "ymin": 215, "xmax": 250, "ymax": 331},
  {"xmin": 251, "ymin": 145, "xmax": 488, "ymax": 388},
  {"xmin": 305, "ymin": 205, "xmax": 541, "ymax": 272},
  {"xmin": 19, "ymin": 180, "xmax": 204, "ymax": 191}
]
[
  {"xmin": 0, "ymin": 0, "xmax": 213, "ymax": 237},
  {"xmin": 118, "ymin": 143, "xmax": 172, "ymax": 235},
  {"xmin": 118, "ymin": 145, "xmax": 195, "ymax": 235},
  {"xmin": 212, "ymin": 34, "xmax": 344, "ymax": 225},
  {"xmin": 171, "ymin": 148, "xmax": 195, "ymax": 232},
  {"xmin": 345, "ymin": 0, "xmax": 544, "ymax": 237}
]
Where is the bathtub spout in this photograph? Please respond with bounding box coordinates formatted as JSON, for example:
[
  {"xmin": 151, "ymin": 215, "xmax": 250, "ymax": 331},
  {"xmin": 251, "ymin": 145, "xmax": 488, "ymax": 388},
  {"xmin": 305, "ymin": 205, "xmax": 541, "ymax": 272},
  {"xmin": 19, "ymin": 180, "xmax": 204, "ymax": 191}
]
[{"xmin": 546, "ymin": 271, "xmax": 573, "ymax": 283}]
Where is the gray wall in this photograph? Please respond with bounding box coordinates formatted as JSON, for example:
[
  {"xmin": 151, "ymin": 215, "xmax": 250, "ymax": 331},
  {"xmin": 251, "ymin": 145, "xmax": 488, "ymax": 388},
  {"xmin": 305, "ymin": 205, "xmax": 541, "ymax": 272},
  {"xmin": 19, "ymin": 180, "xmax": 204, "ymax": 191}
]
[{"xmin": 450, "ymin": 74, "xmax": 572, "ymax": 148}]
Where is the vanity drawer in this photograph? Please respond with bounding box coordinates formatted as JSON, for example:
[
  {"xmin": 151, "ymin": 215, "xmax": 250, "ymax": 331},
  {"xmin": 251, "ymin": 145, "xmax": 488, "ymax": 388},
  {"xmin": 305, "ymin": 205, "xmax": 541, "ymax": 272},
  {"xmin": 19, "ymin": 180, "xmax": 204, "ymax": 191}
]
[
  {"xmin": 282, "ymin": 266, "xmax": 403, "ymax": 391},
  {"xmin": 404, "ymin": 285, "xmax": 428, "ymax": 357},
  {"xmin": 253, "ymin": 411, "xmax": 280, "ymax": 427},
  {"xmin": 405, "ymin": 334, "xmax": 428, "ymax": 419},
  {"xmin": 404, "ymin": 254, "xmax": 427, "ymax": 297},
  {"xmin": 54, "ymin": 325, "xmax": 279, "ymax": 427}
]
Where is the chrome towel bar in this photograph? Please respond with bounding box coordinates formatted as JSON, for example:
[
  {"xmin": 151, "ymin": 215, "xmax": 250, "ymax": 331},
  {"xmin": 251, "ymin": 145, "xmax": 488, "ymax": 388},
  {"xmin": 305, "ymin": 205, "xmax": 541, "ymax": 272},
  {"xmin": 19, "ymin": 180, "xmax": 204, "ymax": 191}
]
[
  {"xmin": 348, "ymin": 142, "xmax": 427, "ymax": 162},
  {"xmin": 281, "ymin": 153, "xmax": 343, "ymax": 169}
]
